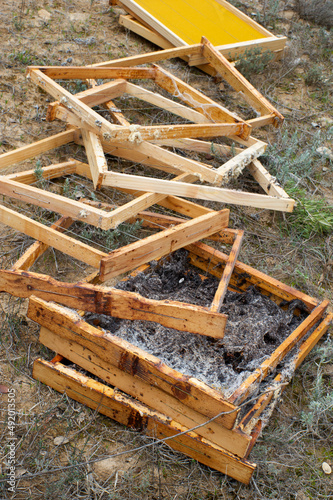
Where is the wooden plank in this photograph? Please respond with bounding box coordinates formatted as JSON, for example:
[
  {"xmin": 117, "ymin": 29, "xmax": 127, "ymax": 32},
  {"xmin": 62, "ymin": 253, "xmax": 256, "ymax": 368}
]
[
  {"xmin": 189, "ymin": 37, "xmax": 288, "ymax": 66},
  {"xmin": 0, "ymin": 175, "xmax": 113, "ymax": 229},
  {"xmin": 81, "ymin": 129, "xmax": 108, "ymax": 190},
  {"xmin": 216, "ymin": 141, "xmax": 266, "ymax": 180},
  {"xmin": 237, "ymin": 314, "xmax": 333, "ymax": 435},
  {"xmin": 28, "ymin": 296, "xmax": 237, "ymax": 428},
  {"xmin": 36, "ymin": 325, "xmax": 251, "ymax": 456},
  {"xmin": 150, "ymin": 137, "xmax": 243, "ymax": 155},
  {"xmin": 0, "ymin": 204, "xmax": 106, "ymax": 268},
  {"xmin": 4, "ymin": 161, "xmax": 77, "ymax": 185},
  {"xmin": 0, "ymin": 130, "xmax": 75, "ymax": 170},
  {"xmin": 101, "ymin": 170, "xmax": 295, "ymax": 212},
  {"xmin": 154, "ymin": 65, "xmax": 248, "ymax": 130},
  {"xmin": 210, "ymin": 230, "xmax": 244, "ymax": 312},
  {"xmin": 228, "ymin": 300, "xmax": 329, "ymax": 405},
  {"xmin": 186, "ymin": 241, "xmax": 319, "ymax": 310},
  {"xmin": 247, "ymin": 159, "xmax": 293, "ymax": 200},
  {"xmin": 11, "ymin": 217, "xmax": 73, "ymax": 271},
  {"xmin": 33, "ymin": 358, "xmax": 255, "ymax": 483},
  {"xmin": 31, "ymin": 66, "xmax": 157, "ymax": 79},
  {"xmin": 124, "ymin": 81, "xmax": 212, "ymax": 124},
  {"xmin": 100, "ymin": 209, "xmax": 230, "ymax": 280},
  {"xmin": 201, "ymin": 37, "xmax": 284, "ymax": 125},
  {"xmin": 2, "ymin": 269, "xmax": 228, "ymax": 337}
]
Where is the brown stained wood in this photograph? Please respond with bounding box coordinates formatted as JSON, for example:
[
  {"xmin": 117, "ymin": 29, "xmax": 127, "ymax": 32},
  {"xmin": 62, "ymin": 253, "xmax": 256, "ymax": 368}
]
[
  {"xmin": 186, "ymin": 241, "xmax": 319, "ymax": 310},
  {"xmin": 31, "ymin": 66, "xmax": 157, "ymax": 80},
  {"xmin": 236, "ymin": 314, "xmax": 333, "ymax": 435},
  {"xmin": 4, "ymin": 269, "xmax": 227, "ymax": 337},
  {"xmin": 201, "ymin": 37, "xmax": 284, "ymax": 126},
  {"xmin": 100, "ymin": 209, "xmax": 230, "ymax": 280},
  {"xmin": 11, "ymin": 217, "xmax": 73, "ymax": 271},
  {"xmin": 37, "ymin": 324, "xmax": 251, "ymax": 456},
  {"xmin": 210, "ymin": 230, "xmax": 244, "ymax": 312},
  {"xmin": 153, "ymin": 65, "xmax": 248, "ymax": 130},
  {"xmin": 0, "ymin": 130, "xmax": 75, "ymax": 170},
  {"xmin": 28, "ymin": 296, "xmax": 238, "ymax": 427},
  {"xmin": 33, "ymin": 358, "xmax": 255, "ymax": 483},
  {"xmin": 228, "ymin": 300, "xmax": 329, "ymax": 405},
  {"xmin": 0, "ymin": 204, "xmax": 106, "ymax": 268},
  {"xmin": 4, "ymin": 161, "xmax": 77, "ymax": 185}
]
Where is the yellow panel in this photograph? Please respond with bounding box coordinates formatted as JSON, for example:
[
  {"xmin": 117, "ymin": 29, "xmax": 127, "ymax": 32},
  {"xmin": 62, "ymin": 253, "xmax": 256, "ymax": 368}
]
[{"xmin": 132, "ymin": 0, "xmax": 266, "ymax": 45}]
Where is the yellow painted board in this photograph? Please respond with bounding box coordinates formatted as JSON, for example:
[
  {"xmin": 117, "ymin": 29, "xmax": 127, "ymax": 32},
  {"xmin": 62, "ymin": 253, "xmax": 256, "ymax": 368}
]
[{"xmin": 122, "ymin": 0, "xmax": 269, "ymax": 46}]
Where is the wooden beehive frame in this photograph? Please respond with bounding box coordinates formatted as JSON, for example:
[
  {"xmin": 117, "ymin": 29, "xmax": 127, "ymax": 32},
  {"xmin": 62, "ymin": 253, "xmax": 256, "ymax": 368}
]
[
  {"xmin": 26, "ymin": 242, "xmax": 331, "ymax": 483},
  {"xmin": 110, "ymin": 0, "xmax": 287, "ymax": 69}
]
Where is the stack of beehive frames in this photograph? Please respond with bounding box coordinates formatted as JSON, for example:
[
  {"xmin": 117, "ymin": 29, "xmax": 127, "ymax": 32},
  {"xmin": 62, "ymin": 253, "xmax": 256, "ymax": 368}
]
[{"xmin": 1, "ymin": 38, "xmax": 325, "ymax": 484}]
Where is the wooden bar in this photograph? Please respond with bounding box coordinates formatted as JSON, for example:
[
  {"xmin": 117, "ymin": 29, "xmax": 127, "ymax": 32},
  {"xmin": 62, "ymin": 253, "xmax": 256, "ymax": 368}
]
[
  {"xmin": 3, "ymin": 269, "xmax": 227, "ymax": 337},
  {"xmin": 247, "ymin": 159, "xmax": 292, "ymax": 200},
  {"xmin": 4, "ymin": 161, "xmax": 77, "ymax": 185},
  {"xmin": 101, "ymin": 170, "xmax": 295, "ymax": 212},
  {"xmin": 81, "ymin": 129, "xmax": 108, "ymax": 190},
  {"xmin": 100, "ymin": 209, "xmax": 230, "ymax": 280},
  {"xmin": 33, "ymin": 358, "xmax": 255, "ymax": 483},
  {"xmin": 27, "ymin": 296, "xmax": 238, "ymax": 428},
  {"xmin": 0, "ymin": 204, "xmax": 106, "ymax": 268},
  {"xmin": 154, "ymin": 65, "xmax": 247, "ymax": 129},
  {"xmin": 30, "ymin": 66, "xmax": 157, "ymax": 79},
  {"xmin": 210, "ymin": 230, "xmax": 244, "ymax": 312},
  {"xmin": 201, "ymin": 37, "xmax": 284, "ymax": 125},
  {"xmin": 0, "ymin": 130, "xmax": 75, "ymax": 170},
  {"xmin": 11, "ymin": 217, "xmax": 73, "ymax": 271}
]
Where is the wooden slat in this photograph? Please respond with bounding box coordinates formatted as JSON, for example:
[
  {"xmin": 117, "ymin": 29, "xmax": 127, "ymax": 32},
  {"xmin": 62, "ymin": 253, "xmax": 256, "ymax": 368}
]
[
  {"xmin": 81, "ymin": 129, "xmax": 108, "ymax": 190},
  {"xmin": 0, "ymin": 175, "xmax": 118, "ymax": 230},
  {"xmin": 210, "ymin": 230, "xmax": 244, "ymax": 312},
  {"xmin": 228, "ymin": 300, "xmax": 329, "ymax": 405},
  {"xmin": 154, "ymin": 65, "xmax": 248, "ymax": 130},
  {"xmin": 100, "ymin": 209, "xmax": 229, "ymax": 280},
  {"xmin": 4, "ymin": 269, "xmax": 227, "ymax": 337},
  {"xmin": 216, "ymin": 141, "xmax": 266, "ymax": 180},
  {"xmin": 36, "ymin": 324, "xmax": 251, "ymax": 456},
  {"xmin": 11, "ymin": 217, "xmax": 73, "ymax": 271},
  {"xmin": 189, "ymin": 37, "xmax": 287, "ymax": 66},
  {"xmin": 201, "ymin": 37, "xmax": 284, "ymax": 125},
  {"xmin": 31, "ymin": 66, "xmax": 157, "ymax": 79},
  {"xmin": 0, "ymin": 204, "xmax": 106, "ymax": 268},
  {"xmin": 0, "ymin": 130, "xmax": 75, "ymax": 170},
  {"xmin": 124, "ymin": 81, "xmax": 211, "ymax": 124},
  {"xmin": 101, "ymin": 170, "xmax": 295, "ymax": 212},
  {"xmin": 247, "ymin": 159, "xmax": 293, "ymax": 200},
  {"xmin": 186, "ymin": 241, "xmax": 319, "ymax": 310},
  {"xmin": 4, "ymin": 161, "xmax": 77, "ymax": 184},
  {"xmin": 28, "ymin": 296, "xmax": 238, "ymax": 427},
  {"xmin": 33, "ymin": 358, "xmax": 255, "ymax": 483}
]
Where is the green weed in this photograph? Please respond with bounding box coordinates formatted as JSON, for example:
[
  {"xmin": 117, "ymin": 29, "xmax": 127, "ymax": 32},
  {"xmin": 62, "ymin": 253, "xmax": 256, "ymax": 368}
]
[{"xmin": 235, "ymin": 47, "xmax": 274, "ymax": 79}]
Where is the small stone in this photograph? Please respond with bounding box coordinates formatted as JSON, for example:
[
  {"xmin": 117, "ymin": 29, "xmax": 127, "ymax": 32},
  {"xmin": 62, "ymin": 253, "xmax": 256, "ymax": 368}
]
[
  {"xmin": 317, "ymin": 146, "xmax": 333, "ymax": 161},
  {"xmin": 311, "ymin": 122, "xmax": 320, "ymax": 128},
  {"xmin": 322, "ymin": 462, "xmax": 332, "ymax": 474},
  {"xmin": 38, "ymin": 9, "xmax": 51, "ymax": 22},
  {"xmin": 54, "ymin": 436, "xmax": 69, "ymax": 446}
]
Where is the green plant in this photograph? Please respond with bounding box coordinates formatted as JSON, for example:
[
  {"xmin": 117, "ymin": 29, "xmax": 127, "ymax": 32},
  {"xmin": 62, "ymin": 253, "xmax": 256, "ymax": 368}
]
[
  {"xmin": 297, "ymin": 0, "xmax": 333, "ymax": 28},
  {"xmin": 305, "ymin": 64, "xmax": 328, "ymax": 86},
  {"xmin": 234, "ymin": 47, "xmax": 274, "ymax": 79},
  {"xmin": 284, "ymin": 183, "xmax": 333, "ymax": 238}
]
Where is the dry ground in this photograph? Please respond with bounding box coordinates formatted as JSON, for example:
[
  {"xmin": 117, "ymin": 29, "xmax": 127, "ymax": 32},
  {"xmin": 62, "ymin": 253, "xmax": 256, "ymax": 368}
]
[{"xmin": 0, "ymin": 0, "xmax": 333, "ymax": 498}]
